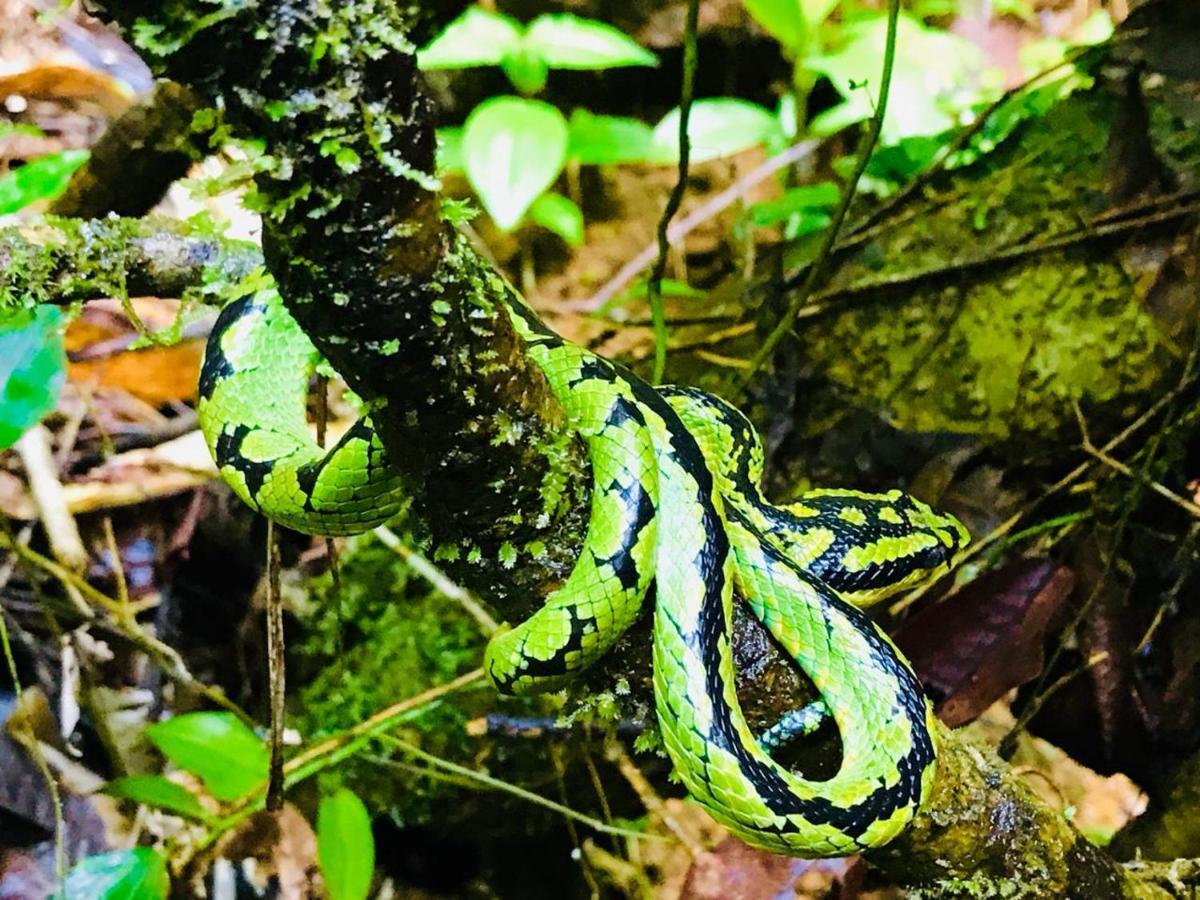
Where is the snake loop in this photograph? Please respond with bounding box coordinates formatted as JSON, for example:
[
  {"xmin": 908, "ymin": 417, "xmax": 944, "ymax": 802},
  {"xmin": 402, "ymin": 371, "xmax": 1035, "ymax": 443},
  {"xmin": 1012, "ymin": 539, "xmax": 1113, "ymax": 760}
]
[{"xmin": 198, "ymin": 270, "xmax": 969, "ymax": 856}]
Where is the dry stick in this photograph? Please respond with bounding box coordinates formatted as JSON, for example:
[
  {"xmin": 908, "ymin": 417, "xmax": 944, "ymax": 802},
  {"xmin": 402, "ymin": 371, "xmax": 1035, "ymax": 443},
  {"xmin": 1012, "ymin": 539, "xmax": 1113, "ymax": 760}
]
[
  {"xmin": 647, "ymin": 0, "xmax": 700, "ymax": 384},
  {"xmin": 738, "ymin": 0, "xmax": 902, "ymax": 390},
  {"xmin": 14, "ymin": 426, "xmax": 88, "ymax": 574},
  {"xmin": 608, "ymin": 744, "xmax": 704, "ymax": 856},
  {"xmin": 581, "ymin": 141, "xmax": 820, "ymax": 313},
  {"xmin": 265, "ymin": 520, "xmax": 286, "ymax": 811}
]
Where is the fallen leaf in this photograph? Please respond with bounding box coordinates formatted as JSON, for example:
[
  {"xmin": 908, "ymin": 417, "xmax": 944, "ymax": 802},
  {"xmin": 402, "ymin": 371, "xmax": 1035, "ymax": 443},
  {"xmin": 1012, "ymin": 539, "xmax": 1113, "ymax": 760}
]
[{"xmin": 895, "ymin": 560, "xmax": 1076, "ymax": 726}]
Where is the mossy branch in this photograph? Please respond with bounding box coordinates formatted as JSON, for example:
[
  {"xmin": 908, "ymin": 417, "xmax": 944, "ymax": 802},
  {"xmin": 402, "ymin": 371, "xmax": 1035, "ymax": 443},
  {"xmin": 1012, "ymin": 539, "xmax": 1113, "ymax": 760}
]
[{"xmin": 0, "ymin": 216, "xmax": 260, "ymax": 308}]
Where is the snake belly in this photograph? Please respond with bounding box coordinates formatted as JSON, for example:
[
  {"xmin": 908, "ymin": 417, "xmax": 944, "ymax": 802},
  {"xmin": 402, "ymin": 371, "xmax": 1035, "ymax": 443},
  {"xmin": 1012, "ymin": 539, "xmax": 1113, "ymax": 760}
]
[{"xmin": 197, "ymin": 261, "xmax": 969, "ymax": 857}]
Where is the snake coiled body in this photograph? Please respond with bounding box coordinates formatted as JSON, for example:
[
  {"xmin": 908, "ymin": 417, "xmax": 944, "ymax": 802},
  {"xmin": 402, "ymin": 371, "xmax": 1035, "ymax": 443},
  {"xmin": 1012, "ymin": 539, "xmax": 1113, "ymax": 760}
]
[{"xmin": 198, "ymin": 264, "xmax": 968, "ymax": 856}]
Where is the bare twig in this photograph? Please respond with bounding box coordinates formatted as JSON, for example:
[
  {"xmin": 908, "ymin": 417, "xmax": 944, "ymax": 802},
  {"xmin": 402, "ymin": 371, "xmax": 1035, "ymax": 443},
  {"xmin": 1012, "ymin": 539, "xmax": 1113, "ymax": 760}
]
[
  {"xmin": 381, "ymin": 733, "xmax": 657, "ymax": 842},
  {"xmin": 374, "ymin": 526, "xmax": 499, "ymax": 635},
  {"xmin": 14, "ymin": 426, "xmax": 88, "ymax": 573},
  {"xmin": 647, "ymin": 0, "xmax": 700, "ymax": 384},
  {"xmin": 739, "ymin": 0, "xmax": 903, "ymax": 388},
  {"xmin": 265, "ymin": 521, "xmax": 286, "ymax": 811}
]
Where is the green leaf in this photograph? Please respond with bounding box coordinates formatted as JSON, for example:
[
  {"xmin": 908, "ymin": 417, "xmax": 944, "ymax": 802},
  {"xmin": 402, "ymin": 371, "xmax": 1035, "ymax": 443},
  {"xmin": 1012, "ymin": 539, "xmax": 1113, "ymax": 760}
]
[
  {"xmin": 318, "ymin": 788, "xmax": 375, "ymax": 900},
  {"xmin": 524, "ymin": 13, "xmax": 658, "ymax": 70},
  {"xmin": 57, "ymin": 849, "xmax": 168, "ymax": 900},
  {"xmin": 418, "ymin": 8, "xmax": 523, "ymax": 69},
  {"xmin": 649, "ymin": 99, "xmax": 784, "ymax": 164},
  {"xmin": 0, "ymin": 306, "xmax": 66, "ymax": 451},
  {"xmin": 0, "ymin": 150, "xmax": 88, "ymax": 216},
  {"xmin": 806, "ymin": 13, "xmax": 983, "ymax": 144},
  {"xmin": 501, "ymin": 43, "xmax": 550, "ymax": 95},
  {"xmin": 146, "ymin": 712, "xmax": 268, "ymax": 802},
  {"xmin": 462, "ymin": 97, "xmax": 568, "ymax": 231},
  {"xmin": 744, "ymin": 0, "xmax": 807, "ymax": 53},
  {"xmin": 529, "ymin": 192, "xmax": 584, "ymax": 246},
  {"xmin": 567, "ymin": 110, "xmax": 653, "ymax": 165},
  {"xmin": 102, "ymin": 775, "xmax": 210, "ymax": 822},
  {"xmin": 745, "ymin": 181, "xmax": 839, "ymax": 228}
]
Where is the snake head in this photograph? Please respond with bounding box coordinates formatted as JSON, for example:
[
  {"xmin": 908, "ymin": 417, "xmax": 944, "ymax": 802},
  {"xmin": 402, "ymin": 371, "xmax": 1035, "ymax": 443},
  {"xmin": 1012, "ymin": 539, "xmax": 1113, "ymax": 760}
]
[{"xmin": 903, "ymin": 494, "xmax": 971, "ymax": 564}]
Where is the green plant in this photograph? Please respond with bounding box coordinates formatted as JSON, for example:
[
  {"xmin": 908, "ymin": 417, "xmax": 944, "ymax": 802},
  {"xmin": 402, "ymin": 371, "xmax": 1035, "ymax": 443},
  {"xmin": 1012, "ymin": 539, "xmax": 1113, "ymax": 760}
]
[
  {"xmin": 317, "ymin": 788, "xmax": 375, "ymax": 900},
  {"xmin": 55, "ymin": 848, "xmax": 169, "ymax": 900},
  {"xmin": 0, "ymin": 306, "xmax": 67, "ymax": 450},
  {"xmin": 422, "ymin": 7, "xmax": 792, "ymax": 247},
  {"xmin": 421, "ymin": 8, "xmax": 658, "ymax": 243},
  {"xmin": 0, "ymin": 149, "xmax": 88, "ymax": 216}
]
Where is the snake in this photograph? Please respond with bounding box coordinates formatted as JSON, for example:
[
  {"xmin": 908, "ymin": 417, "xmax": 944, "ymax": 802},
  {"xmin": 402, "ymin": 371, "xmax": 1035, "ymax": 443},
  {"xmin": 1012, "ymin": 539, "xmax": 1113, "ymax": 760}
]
[{"xmin": 197, "ymin": 248, "xmax": 968, "ymax": 856}]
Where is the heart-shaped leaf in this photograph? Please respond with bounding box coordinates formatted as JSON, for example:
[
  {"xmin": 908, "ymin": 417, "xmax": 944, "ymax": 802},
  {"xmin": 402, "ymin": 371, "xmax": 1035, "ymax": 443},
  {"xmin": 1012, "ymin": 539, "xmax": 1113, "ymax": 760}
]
[
  {"xmin": 462, "ymin": 97, "xmax": 568, "ymax": 230},
  {"xmin": 418, "ymin": 8, "xmax": 522, "ymax": 69},
  {"xmin": 146, "ymin": 712, "xmax": 268, "ymax": 802},
  {"xmin": 568, "ymin": 110, "xmax": 654, "ymax": 165},
  {"xmin": 649, "ymin": 99, "xmax": 784, "ymax": 164},
  {"xmin": 524, "ymin": 14, "xmax": 657, "ymax": 69}
]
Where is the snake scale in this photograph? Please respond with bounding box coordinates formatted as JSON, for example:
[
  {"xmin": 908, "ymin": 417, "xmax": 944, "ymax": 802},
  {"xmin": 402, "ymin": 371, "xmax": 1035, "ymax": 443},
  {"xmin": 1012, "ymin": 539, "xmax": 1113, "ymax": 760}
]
[{"xmin": 198, "ymin": 253, "xmax": 968, "ymax": 856}]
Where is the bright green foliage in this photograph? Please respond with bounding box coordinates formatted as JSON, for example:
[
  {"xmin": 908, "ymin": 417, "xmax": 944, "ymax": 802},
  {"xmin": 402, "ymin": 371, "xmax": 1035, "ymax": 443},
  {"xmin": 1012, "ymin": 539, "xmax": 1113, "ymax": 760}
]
[
  {"xmin": 0, "ymin": 150, "xmax": 88, "ymax": 215},
  {"xmin": 743, "ymin": 0, "xmax": 838, "ymax": 55},
  {"xmin": 0, "ymin": 305, "xmax": 66, "ymax": 450},
  {"xmin": 317, "ymin": 788, "xmax": 375, "ymax": 900},
  {"xmin": 522, "ymin": 13, "xmax": 657, "ymax": 70},
  {"xmin": 528, "ymin": 192, "xmax": 585, "ymax": 246},
  {"xmin": 56, "ymin": 849, "xmax": 169, "ymax": 900},
  {"xmin": 418, "ymin": 7, "xmax": 522, "ymax": 68},
  {"xmin": 461, "ymin": 97, "xmax": 568, "ymax": 230},
  {"xmin": 102, "ymin": 775, "xmax": 211, "ymax": 822},
  {"xmin": 567, "ymin": 110, "xmax": 654, "ymax": 166},
  {"xmin": 743, "ymin": 181, "xmax": 839, "ymax": 236},
  {"xmin": 650, "ymin": 98, "xmax": 785, "ymax": 164},
  {"xmin": 420, "ymin": 8, "xmax": 655, "ymax": 94},
  {"xmin": 807, "ymin": 13, "xmax": 983, "ymax": 144},
  {"xmin": 146, "ymin": 712, "xmax": 269, "ymax": 801}
]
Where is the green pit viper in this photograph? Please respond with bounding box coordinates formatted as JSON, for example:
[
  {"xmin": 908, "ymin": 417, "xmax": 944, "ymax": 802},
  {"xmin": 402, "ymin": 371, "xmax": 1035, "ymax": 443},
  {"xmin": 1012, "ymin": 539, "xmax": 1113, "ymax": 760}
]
[{"xmin": 197, "ymin": 245, "xmax": 968, "ymax": 856}]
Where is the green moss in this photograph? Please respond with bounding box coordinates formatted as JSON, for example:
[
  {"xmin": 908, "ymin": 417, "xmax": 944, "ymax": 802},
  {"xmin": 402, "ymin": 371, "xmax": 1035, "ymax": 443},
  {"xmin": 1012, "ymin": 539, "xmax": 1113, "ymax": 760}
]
[{"xmin": 788, "ymin": 92, "xmax": 1169, "ymax": 440}]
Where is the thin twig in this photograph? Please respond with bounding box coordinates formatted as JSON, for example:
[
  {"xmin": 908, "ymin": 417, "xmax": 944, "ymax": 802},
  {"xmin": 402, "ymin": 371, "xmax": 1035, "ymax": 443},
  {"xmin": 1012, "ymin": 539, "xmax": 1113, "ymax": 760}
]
[
  {"xmin": 265, "ymin": 521, "xmax": 286, "ymax": 811},
  {"xmin": 374, "ymin": 526, "xmax": 499, "ymax": 635},
  {"xmin": 1074, "ymin": 401, "xmax": 1200, "ymax": 519},
  {"xmin": 581, "ymin": 142, "xmax": 819, "ymax": 313},
  {"xmin": 647, "ymin": 0, "xmax": 700, "ymax": 384},
  {"xmin": 381, "ymin": 733, "xmax": 659, "ymax": 842},
  {"xmin": 0, "ymin": 530, "xmax": 256, "ymax": 726},
  {"xmin": 608, "ymin": 745, "xmax": 703, "ymax": 856},
  {"xmin": 14, "ymin": 426, "xmax": 87, "ymax": 572},
  {"xmin": 739, "ymin": 0, "xmax": 902, "ymax": 388}
]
